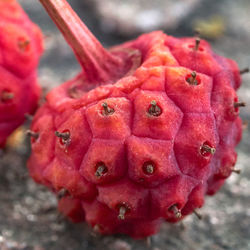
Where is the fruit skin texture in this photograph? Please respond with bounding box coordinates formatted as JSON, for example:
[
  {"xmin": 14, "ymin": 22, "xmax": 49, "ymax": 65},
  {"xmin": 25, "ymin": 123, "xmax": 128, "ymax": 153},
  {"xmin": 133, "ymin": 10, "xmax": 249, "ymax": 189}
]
[
  {"xmin": 0, "ymin": 0, "xmax": 43, "ymax": 147},
  {"xmin": 28, "ymin": 0, "xmax": 243, "ymax": 238},
  {"xmin": 28, "ymin": 31, "xmax": 243, "ymax": 238}
]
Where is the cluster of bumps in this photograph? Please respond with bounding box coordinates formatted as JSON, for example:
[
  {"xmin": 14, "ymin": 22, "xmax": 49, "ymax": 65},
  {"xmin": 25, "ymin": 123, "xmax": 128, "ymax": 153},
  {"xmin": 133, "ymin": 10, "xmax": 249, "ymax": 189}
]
[
  {"xmin": 0, "ymin": 0, "xmax": 244, "ymax": 239},
  {"xmin": 0, "ymin": 0, "xmax": 43, "ymax": 147},
  {"xmin": 27, "ymin": 28, "xmax": 243, "ymax": 237}
]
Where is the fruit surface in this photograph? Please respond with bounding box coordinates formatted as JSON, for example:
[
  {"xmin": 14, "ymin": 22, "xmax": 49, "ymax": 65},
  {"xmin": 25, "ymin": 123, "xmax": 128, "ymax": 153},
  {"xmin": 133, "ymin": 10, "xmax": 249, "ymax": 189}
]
[
  {"xmin": 0, "ymin": 0, "xmax": 43, "ymax": 147},
  {"xmin": 28, "ymin": 0, "xmax": 243, "ymax": 238}
]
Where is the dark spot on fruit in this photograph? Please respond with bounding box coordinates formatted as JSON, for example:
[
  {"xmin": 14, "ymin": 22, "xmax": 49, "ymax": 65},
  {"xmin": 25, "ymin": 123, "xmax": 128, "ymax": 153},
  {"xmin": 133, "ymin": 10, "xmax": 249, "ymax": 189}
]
[
  {"xmin": 57, "ymin": 188, "xmax": 69, "ymax": 199},
  {"xmin": 233, "ymin": 97, "xmax": 246, "ymax": 113},
  {"xmin": 101, "ymin": 102, "xmax": 115, "ymax": 116},
  {"xmin": 240, "ymin": 67, "xmax": 249, "ymax": 75},
  {"xmin": 26, "ymin": 130, "xmax": 39, "ymax": 143},
  {"xmin": 200, "ymin": 141, "xmax": 216, "ymax": 157},
  {"xmin": 169, "ymin": 204, "xmax": 182, "ymax": 218},
  {"xmin": 0, "ymin": 89, "xmax": 14, "ymax": 103},
  {"xmin": 147, "ymin": 100, "xmax": 162, "ymax": 116},
  {"xmin": 185, "ymin": 71, "xmax": 201, "ymax": 85},
  {"xmin": 95, "ymin": 162, "xmax": 108, "ymax": 178},
  {"xmin": 193, "ymin": 209, "xmax": 202, "ymax": 220},
  {"xmin": 142, "ymin": 161, "xmax": 155, "ymax": 175},
  {"xmin": 188, "ymin": 38, "xmax": 204, "ymax": 52},
  {"xmin": 18, "ymin": 37, "xmax": 30, "ymax": 52},
  {"xmin": 231, "ymin": 168, "xmax": 241, "ymax": 174},
  {"xmin": 55, "ymin": 130, "xmax": 71, "ymax": 146},
  {"xmin": 116, "ymin": 202, "xmax": 130, "ymax": 220}
]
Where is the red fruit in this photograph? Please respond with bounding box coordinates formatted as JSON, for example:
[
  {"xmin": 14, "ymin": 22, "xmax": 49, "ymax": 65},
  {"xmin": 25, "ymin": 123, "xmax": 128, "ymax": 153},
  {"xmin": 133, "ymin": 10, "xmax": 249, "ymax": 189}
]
[
  {"xmin": 58, "ymin": 196, "xmax": 85, "ymax": 223},
  {"xmin": 27, "ymin": 0, "xmax": 244, "ymax": 238},
  {"xmin": 0, "ymin": 0, "xmax": 43, "ymax": 147}
]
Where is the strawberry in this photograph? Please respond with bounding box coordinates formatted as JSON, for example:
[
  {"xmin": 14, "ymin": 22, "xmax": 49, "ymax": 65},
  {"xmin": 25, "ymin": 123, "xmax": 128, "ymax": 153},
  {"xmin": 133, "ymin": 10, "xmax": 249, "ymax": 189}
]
[{"xmin": 27, "ymin": 0, "xmax": 244, "ymax": 238}]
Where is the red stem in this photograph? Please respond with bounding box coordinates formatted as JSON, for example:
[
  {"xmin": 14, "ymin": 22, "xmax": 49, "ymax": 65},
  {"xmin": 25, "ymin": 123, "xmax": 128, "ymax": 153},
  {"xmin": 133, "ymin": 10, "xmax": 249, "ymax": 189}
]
[{"xmin": 39, "ymin": 0, "xmax": 124, "ymax": 83}]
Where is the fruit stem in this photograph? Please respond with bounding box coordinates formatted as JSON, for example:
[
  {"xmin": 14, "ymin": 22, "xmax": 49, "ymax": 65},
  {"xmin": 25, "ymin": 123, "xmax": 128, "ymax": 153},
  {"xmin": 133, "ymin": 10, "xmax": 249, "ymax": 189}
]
[
  {"xmin": 231, "ymin": 168, "xmax": 241, "ymax": 174},
  {"xmin": 55, "ymin": 131, "xmax": 70, "ymax": 140},
  {"xmin": 240, "ymin": 67, "xmax": 249, "ymax": 74},
  {"xmin": 118, "ymin": 206, "xmax": 127, "ymax": 220},
  {"xmin": 194, "ymin": 37, "xmax": 200, "ymax": 51},
  {"xmin": 234, "ymin": 102, "xmax": 246, "ymax": 108},
  {"xmin": 55, "ymin": 131, "xmax": 71, "ymax": 146},
  {"xmin": 148, "ymin": 100, "xmax": 162, "ymax": 117},
  {"xmin": 38, "ymin": 0, "xmax": 124, "ymax": 83},
  {"xmin": 169, "ymin": 204, "xmax": 182, "ymax": 218},
  {"xmin": 95, "ymin": 164, "xmax": 107, "ymax": 178},
  {"xmin": 201, "ymin": 144, "xmax": 216, "ymax": 155},
  {"xmin": 26, "ymin": 130, "xmax": 39, "ymax": 139},
  {"xmin": 57, "ymin": 188, "xmax": 69, "ymax": 199},
  {"xmin": 145, "ymin": 164, "xmax": 154, "ymax": 174},
  {"xmin": 187, "ymin": 71, "xmax": 198, "ymax": 85},
  {"xmin": 193, "ymin": 209, "xmax": 202, "ymax": 220},
  {"xmin": 102, "ymin": 102, "xmax": 115, "ymax": 116}
]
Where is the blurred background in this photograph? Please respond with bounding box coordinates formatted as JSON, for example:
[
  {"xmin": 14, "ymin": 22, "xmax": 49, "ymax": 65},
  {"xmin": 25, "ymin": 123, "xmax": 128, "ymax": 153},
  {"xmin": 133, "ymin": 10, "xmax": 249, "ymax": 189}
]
[{"xmin": 0, "ymin": 0, "xmax": 250, "ymax": 249}]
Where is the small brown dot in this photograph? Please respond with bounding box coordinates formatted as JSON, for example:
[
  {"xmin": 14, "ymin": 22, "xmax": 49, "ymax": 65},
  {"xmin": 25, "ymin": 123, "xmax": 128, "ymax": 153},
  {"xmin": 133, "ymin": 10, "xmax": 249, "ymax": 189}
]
[
  {"xmin": 26, "ymin": 130, "xmax": 39, "ymax": 142},
  {"xmin": 102, "ymin": 102, "xmax": 115, "ymax": 116},
  {"xmin": 200, "ymin": 142, "xmax": 216, "ymax": 156},
  {"xmin": 240, "ymin": 68, "xmax": 249, "ymax": 75},
  {"xmin": 142, "ymin": 161, "xmax": 155, "ymax": 175},
  {"xmin": 1, "ymin": 89, "xmax": 14, "ymax": 103},
  {"xmin": 193, "ymin": 209, "xmax": 202, "ymax": 220},
  {"xmin": 118, "ymin": 206, "xmax": 126, "ymax": 220},
  {"xmin": 231, "ymin": 168, "xmax": 241, "ymax": 174},
  {"xmin": 169, "ymin": 204, "xmax": 182, "ymax": 218},
  {"xmin": 234, "ymin": 101, "xmax": 246, "ymax": 109},
  {"xmin": 147, "ymin": 100, "xmax": 162, "ymax": 117},
  {"xmin": 186, "ymin": 71, "xmax": 200, "ymax": 85},
  {"xmin": 117, "ymin": 203, "xmax": 130, "ymax": 220},
  {"xmin": 18, "ymin": 37, "xmax": 30, "ymax": 52},
  {"xmin": 57, "ymin": 188, "xmax": 69, "ymax": 199},
  {"xmin": 195, "ymin": 37, "xmax": 201, "ymax": 51},
  {"xmin": 95, "ymin": 162, "xmax": 108, "ymax": 178},
  {"xmin": 55, "ymin": 130, "xmax": 71, "ymax": 146}
]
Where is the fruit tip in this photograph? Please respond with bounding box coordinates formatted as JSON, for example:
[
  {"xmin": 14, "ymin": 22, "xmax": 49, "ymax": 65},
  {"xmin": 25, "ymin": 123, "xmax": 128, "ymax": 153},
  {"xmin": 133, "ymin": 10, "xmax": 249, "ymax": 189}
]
[
  {"xmin": 240, "ymin": 67, "xmax": 249, "ymax": 75},
  {"xmin": 234, "ymin": 102, "xmax": 246, "ymax": 108},
  {"xmin": 118, "ymin": 205, "xmax": 127, "ymax": 220},
  {"xmin": 195, "ymin": 37, "xmax": 201, "ymax": 51},
  {"xmin": 231, "ymin": 168, "xmax": 241, "ymax": 174},
  {"xmin": 148, "ymin": 100, "xmax": 162, "ymax": 117},
  {"xmin": 193, "ymin": 209, "xmax": 202, "ymax": 220},
  {"xmin": 169, "ymin": 204, "xmax": 182, "ymax": 218},
  {"xmin": 26, "ymin": 130, "xmax": 39, "ymax": 139},
  {"xmin": 102, "ymin": 102, "xmax": 115, "ymax": 116}
]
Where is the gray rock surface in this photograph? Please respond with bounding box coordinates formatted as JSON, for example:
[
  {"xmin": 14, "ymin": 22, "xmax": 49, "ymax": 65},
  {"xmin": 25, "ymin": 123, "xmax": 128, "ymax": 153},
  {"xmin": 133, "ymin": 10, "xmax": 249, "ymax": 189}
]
[
  {"xmin": 86, "ymin": 0, "xmax": 202, "ymax": 35},
  {"xmin": 0, "ymin": 0, "xmax": 250, "ymax": 249}
]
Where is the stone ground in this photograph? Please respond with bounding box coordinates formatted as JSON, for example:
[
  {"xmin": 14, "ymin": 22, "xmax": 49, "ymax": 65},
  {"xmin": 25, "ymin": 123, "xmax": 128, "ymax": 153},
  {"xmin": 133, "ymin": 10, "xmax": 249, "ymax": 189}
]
[{"xmin": 0, "ymin": 0, "xmax": 250, "ymax": 249}]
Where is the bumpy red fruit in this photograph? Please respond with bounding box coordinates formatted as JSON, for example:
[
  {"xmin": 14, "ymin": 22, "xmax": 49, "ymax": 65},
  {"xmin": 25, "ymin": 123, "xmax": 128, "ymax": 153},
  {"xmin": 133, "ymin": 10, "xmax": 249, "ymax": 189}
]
[
  {"xmin": 0, "ymin": 0, "xmax": 43, "ymax": 147},
  {"xmin": 28, "ymin": 0, "xmax": 243, "ymax": 238}
]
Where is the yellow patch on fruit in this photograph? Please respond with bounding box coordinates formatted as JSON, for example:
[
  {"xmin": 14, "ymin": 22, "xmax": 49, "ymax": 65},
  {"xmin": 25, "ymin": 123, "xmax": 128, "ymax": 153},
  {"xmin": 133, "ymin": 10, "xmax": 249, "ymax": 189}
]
[{"xmin": 6, "ymin": 126, "xmax": 26, "ymax": 149}]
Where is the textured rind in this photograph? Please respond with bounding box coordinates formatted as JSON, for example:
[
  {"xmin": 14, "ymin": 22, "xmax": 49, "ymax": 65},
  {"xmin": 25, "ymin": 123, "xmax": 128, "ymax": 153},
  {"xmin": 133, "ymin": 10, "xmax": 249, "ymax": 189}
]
[
  {"xmin": 0, "ymin": 0, "xmax": 43, "ymax": 147},
  {"xmin": 27, "ymin": 31, "xmax": 242, "ymax": 238}
]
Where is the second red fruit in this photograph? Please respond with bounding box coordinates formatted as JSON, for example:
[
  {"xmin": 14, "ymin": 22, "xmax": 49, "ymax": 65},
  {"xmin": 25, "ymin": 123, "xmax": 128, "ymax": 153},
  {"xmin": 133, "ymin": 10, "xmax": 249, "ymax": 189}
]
[{"xmin": 0, "ymin": 0, "xmax": 43, "ymax": 147}]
